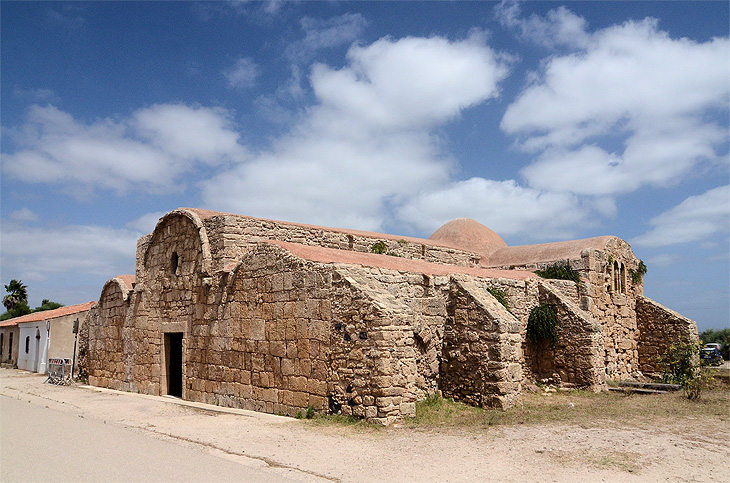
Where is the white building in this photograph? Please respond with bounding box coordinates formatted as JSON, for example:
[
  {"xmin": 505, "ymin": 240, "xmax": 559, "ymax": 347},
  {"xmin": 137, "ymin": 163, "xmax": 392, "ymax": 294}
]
[
  {"xmin": 17, "ymin": 320, "xmax": 49, "ymax": 373},
  {"xmin": 8, "ymin": 302, "xmax": 95, "ymax": 374}
]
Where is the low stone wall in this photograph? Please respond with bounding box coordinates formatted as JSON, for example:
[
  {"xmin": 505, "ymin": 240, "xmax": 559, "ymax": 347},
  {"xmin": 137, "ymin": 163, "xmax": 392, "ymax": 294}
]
[{"xmin": 636, "ymin": 296, "xmax": 698, "ymax": 374}]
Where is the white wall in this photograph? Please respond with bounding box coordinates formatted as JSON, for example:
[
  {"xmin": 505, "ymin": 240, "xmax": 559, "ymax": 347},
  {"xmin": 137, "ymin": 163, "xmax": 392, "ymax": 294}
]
[{"xmin": 17, "ymin": 322, "xmax": 49, "ymax": 374}]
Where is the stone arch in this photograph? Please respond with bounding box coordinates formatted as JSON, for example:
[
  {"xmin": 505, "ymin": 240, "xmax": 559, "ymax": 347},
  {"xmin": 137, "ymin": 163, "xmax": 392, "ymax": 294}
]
[{"xmin": 142, "ymin": 208, "xmax": 212, "ymax": 278}]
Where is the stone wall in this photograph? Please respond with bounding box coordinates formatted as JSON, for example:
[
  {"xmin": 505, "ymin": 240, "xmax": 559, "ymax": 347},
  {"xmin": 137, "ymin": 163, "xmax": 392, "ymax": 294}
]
[
  {"xmin": 197, "ymin": 211, "xmax": 483, "ymax": 272},
  {"xmin": 526, "ymin": 282, "xmax": 605, "ymax": 388},
  {"xmin": 86, "ymin": 279, "xmax": 130, "ymax": 391},
  {"xmin": 440, "ymin": 276, "xmax": 522, "ymax": 409},
  {"xmin": 84, "ymin": 207, "xmax": 697, "ymax": 424},
  {"xmin": 491, "ymin": 240, "xmax": 643, "ymax": 380},
  {"xmin": 636, "ymin": 296, "xmax": 698, "ymax": 374}
]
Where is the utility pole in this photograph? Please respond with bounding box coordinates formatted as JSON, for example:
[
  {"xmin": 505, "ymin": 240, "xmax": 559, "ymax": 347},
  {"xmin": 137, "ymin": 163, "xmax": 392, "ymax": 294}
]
[{"xmin": 71, "ymin": 318, "xmax": 79, "ymax": 379}]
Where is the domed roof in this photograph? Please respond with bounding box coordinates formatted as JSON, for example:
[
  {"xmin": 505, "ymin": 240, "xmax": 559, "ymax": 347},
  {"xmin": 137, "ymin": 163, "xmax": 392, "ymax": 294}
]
[{"xmin": 428, "ymin": 218, "xmax": 508, "ymax": 256}]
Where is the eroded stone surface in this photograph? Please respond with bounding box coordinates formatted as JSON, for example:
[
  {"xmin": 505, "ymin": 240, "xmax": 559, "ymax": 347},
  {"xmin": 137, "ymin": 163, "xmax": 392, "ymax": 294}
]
[{"xmin": 82, "ymin": 209, "xmax": 697, "ymax": 423}]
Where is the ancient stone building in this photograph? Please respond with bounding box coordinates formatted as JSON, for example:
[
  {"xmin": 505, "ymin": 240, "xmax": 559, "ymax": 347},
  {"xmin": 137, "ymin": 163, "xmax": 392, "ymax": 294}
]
[{"xmin": 83, "ymin": 208, "xmax": 697, "ymax": 424}]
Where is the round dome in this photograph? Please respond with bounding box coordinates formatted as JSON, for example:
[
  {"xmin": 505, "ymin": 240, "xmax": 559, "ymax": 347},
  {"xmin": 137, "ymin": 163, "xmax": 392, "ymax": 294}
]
[{"xmin": 428, "ymin": 218, "xmax": 507, "ymax": 255}]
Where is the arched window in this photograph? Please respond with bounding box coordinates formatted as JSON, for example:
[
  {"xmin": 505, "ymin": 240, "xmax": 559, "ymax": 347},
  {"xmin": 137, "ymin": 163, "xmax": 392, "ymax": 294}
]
[{"xmin": 613, "ymin": 261, "xmax": 619, "ymax": 292}]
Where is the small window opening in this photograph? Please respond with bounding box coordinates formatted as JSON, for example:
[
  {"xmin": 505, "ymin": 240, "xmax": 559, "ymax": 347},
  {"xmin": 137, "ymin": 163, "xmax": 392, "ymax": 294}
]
[
  {"xmin": 613, "ymin": 261, "xmax": 619, "ymax": 292},
  {"xmin": 347, "ymin": 235, "xmax": 354, "ymax": 250},
  {"xmin": 620, "ymin": 263, "xmax": 626, "ymax": 293},
  {"xmin": 171, "ymin": 252, "xmax": 179, "ymax": 275},
  {"xmin": 25, "ymin": 336, "xmax": 30, "ymax": 354},
  {"xmin": 8, "ymin": 333, "xmax": 12, "ymax": 358}
]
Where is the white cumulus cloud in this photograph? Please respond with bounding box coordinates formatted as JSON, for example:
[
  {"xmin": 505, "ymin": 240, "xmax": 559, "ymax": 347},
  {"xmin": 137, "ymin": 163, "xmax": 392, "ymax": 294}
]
[
  {"xmin": 201, "ymin": 33, "xmax": 511, "ymax": 231},
  {"xmin": 495, "ymin": 1, "xmax": 590, "ymax": 49},
  {"xmin": 397, "ymin": 178, "xmax": 588, "ymax": 240},
  {"xmin": 0, "ymin": 220, "xmax": 141, "ymax": 280},
  {"xmin": 633, "ymin": 185, "xmax": 730, "ymax": 247},
  {"xmin": 500, "ymin": 11, "xmax": 729, "ymax": 197},
  {"xmin": 224, "ymin": 57, "xmax": 259, "ymax": 88},
  {"xmin": 2, "ymin": 104, "xmax": 247, "ymax": 195}
]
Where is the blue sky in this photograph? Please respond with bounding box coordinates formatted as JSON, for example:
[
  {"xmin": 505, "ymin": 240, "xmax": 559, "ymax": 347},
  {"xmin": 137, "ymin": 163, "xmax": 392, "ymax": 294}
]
[{"xmin": 1, "ymin": 1, "xmax": 728, "ymax": 332}]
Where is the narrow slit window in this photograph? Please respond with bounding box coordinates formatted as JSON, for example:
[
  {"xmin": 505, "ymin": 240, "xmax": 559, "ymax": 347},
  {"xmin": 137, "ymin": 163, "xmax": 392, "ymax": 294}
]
[{"xmin": 171, "ymin": 252, "xmax": 179, "ymax": 275}]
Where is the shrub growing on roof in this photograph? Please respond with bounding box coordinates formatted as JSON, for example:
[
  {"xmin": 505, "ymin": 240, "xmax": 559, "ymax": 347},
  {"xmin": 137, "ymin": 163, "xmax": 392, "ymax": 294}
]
[{"xmin": 534, "ymin": 262, "xmax": 582, "ymax": 284}]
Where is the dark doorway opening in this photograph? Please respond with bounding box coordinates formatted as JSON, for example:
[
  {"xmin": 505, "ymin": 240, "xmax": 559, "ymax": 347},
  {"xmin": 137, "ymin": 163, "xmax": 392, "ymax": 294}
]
[{"xmin": 165, "ymin": 332, "xmax": 183, "ymax": 397}]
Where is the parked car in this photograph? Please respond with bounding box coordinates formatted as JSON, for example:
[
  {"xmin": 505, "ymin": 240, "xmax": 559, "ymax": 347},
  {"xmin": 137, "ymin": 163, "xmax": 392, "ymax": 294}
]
[{"xmin": 700, "ymin": 346, "xmax": 723, "ymax": 366}]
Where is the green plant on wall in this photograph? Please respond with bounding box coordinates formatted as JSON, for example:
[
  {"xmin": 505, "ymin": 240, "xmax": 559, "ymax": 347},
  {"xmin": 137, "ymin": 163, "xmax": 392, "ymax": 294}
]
[
  {"xmin": 370, "ymin": 241, "xmax": 387, "ymax": 254},
  {"xmin": 527, "ymin": 304, "xmax": 559, "ymax": 344},
  {"xmin": 534, "ymin": 262, "xmax": 582, "ymax": 284},
  {"xmin": 487, "ymin": 287, "xmax": 512, "ymax": 313},
  {"xmin": 628, "ymin": 260, "xmax": 647, "ymax": 284}
]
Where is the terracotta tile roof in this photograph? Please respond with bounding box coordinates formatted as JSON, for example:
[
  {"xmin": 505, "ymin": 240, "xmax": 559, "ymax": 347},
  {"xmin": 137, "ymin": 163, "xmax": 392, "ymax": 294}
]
[
  {"xmin": 485, "ymin": 236, "xmax": 616, "ymax": 268},
  {"xmin": 268, "ymin": 240, "xmax": 538, "ymax": 281},
  {"xmin": 114, "ymin": 275, "xmax": 136, "ymax": 290},
  {"xmin": 0, "ymin": 301, "xmax": 95, "ymax": 328}
]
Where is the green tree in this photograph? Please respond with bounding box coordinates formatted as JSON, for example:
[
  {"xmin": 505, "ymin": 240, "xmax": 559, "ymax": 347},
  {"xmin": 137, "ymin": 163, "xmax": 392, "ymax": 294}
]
[
  {"xmin": 3, "ymin": 279, "xmax": 28, "ymax": 311},
  {"xmin": 34, "ymin": 299, "xmax": 64, "ymax": 312},
  {"xmin": 0, "ymin": 302, "xmax": 31, "ymax": 321}
]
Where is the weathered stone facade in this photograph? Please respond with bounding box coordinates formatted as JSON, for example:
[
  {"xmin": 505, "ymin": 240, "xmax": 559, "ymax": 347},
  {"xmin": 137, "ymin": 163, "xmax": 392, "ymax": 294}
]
[{"xmin": 82, "ymin": 208, "xmax": 697, "ymax": 423}]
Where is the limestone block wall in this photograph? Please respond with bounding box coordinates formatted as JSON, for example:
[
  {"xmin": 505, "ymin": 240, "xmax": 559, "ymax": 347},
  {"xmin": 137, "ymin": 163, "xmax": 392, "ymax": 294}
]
[
  {"xmin": 329, "ymin": 271, "xmax": 419, "ymax": 424},
  {"xmin": 197, "ymin": 212, "xmax": 482, "ymax": 272},
  {"xmin": 636, "ymin": 296, "xmax": 698, "ymax": 374},
  {"xmin": 184, "ymin": 245, "xmax": 331, "ymax": 415},
  {"xmin": 177, "ymin": 243, "xmax": 421, "ymax": 423},
  {"xmin": 441, "ymin": 276, "xmax": 523, "ymax": 409},
  {"xmin": 334, "ymin": 265, "xmax": 451, "ymax": 394},
  {"xmin": 491, "ymin": 240, "xmax": 642, "ymax": 380},
  {"xmin": 581, "ymin": 243, "xmax": 642, "ymax": 379},
  {"xmin": 86, "ymin": 279, "xmax": 130, "ymax": 390},
  {"xmin": 530, "ymin": 282, "xmax": 605, "ymax": 388},
  {"xmin": 134, "ymin": 211, "xmax": 210, "ymax": 395}
]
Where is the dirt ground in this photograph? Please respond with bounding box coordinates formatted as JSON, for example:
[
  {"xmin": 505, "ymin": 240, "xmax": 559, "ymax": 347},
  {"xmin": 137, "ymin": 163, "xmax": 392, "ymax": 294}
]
[{"xmin": 1, "ymin": 368, "xmax": 728, "ymax": 482}]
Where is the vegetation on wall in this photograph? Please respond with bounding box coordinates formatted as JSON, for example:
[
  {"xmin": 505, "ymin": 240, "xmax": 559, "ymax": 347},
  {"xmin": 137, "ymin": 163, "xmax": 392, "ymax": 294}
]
[
  {"xmin": 370, "ymin": 241, "xmax": 387, "ymax": 254},
  {"xmin": 527, "ymin": 304, "xmax": 559, "ymax": 344},
  {"xmin": 487, "ymin": 287, "xmax": 512, "ymax": 313},
  {"xmin": 370, "ymin": 240, "xmax": 403, "ymax": 257},
  {"xmin": 628, "ymin": 260, "xmax": 648, "ymax": 284},
  {"xmin": 534, "ymin": 262, "xmax": 582, "ymax": 284}
]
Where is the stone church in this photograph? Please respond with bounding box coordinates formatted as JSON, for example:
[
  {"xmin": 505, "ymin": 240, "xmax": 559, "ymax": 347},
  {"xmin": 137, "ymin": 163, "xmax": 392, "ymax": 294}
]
[{"xmin": 82, "ymin": 208, "xmax": 697, "ymax": 424}]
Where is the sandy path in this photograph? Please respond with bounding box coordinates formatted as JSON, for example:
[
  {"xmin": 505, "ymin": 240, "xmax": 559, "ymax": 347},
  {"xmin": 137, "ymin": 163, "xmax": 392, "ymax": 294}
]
[{"xmin": 1, "ymin": 369, "xmax": 727, "ymax": 482}]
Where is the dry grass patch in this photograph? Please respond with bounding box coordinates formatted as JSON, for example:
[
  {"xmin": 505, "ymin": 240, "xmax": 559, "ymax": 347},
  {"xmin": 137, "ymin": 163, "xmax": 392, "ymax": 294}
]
[{"xmin": 405, "ymin": 388, "xmax": 729, "ymax": 430}]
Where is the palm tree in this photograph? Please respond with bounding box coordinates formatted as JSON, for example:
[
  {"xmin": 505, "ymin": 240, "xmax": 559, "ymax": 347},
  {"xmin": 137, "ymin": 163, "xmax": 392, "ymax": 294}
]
[{"xmin": 3, "ymin": 279, "xmax": 28, "ymax": 311}]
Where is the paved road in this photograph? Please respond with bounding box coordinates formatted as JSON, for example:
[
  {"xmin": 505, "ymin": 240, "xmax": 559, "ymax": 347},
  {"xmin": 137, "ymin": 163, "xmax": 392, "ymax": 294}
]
[
  {"xmin": 0, "ymin": 387, "xmax": 320, "ymax": 482},
  {"xmin": 1, "ymin": 368, "xmax": 728, "ymax": 483}
]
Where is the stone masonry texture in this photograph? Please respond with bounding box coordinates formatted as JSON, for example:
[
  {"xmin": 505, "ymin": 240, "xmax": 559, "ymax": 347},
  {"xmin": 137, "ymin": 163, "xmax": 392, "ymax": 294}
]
[{"xmin": 82, "ymin": 208, "xmax": 698, "ymax": 424}]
